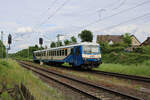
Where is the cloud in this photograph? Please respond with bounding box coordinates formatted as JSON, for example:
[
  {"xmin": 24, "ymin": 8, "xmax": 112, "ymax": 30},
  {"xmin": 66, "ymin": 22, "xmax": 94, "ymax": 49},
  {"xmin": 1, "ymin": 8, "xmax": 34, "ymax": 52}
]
[
  {"xmin": 19, "ymin": 44, "xmax": 28, "ymax": 49},
  {"xmin": 16, "ymin": 27, "xmax": 33, "ymax": 33}
]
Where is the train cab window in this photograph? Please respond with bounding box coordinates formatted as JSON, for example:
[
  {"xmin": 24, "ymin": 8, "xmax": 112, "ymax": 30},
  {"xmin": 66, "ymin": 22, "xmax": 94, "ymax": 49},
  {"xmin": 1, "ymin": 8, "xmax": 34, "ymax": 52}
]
[{"xmin": 65, "ymin": 49, "xmax": 67, "ymax": 56}]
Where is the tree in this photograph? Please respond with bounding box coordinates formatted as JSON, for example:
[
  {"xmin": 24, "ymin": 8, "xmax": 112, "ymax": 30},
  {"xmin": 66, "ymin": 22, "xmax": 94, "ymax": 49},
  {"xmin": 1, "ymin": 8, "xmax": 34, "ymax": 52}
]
[
  {"xmin": 64, "ymin": 39, "xmax": 71, "ymax": 45},
  {"xmin": 71, "ymin": 36, "xmax": 77, "ymax": 43},
  {"xmin": 50, "ymin": 42, "xmax": 56, "ymax": 48},
  {"xmin": 123, "ymin": 33, "xmax": 132, "ymax": 46},
  {"xmin": 57, "ymin": 41, "xmax": 63, "ymax": 47},
  {"xmin": 78, "ymin": 30, "xmax": 93, "ymax": 42},
  {"xmin": 0, "ymin": 40, "xmax": 6, "ymax": 58}
]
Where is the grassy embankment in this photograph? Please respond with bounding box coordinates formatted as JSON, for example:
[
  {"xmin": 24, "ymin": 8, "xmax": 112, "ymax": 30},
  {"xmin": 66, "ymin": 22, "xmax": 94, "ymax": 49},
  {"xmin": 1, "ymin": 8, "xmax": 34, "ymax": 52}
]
[
  {"xmin": 0, "ymin": 59, "xmax": 64, "ymax": 100},
  {"xmin": 95, "ymin": 60, "xmax": 150, "ymax": 77},
  {"xmin": 95, "ymin": 52, "xmax": 150, "ymax": 77}
]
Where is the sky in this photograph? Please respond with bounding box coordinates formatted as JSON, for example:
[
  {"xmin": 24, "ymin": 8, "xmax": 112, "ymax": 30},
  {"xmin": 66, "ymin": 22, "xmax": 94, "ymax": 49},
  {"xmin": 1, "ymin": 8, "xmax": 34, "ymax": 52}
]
[{"xmin": 0, "ymin": 0, "xmax": 150, "ymax": 53}]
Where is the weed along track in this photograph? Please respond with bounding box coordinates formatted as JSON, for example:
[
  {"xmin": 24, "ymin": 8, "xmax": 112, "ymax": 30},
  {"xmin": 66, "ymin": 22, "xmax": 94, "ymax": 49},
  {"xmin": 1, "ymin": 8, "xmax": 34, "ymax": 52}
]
[{"xmin": 18, "ymin": 61, "xmax": 144, "ymax": 100}]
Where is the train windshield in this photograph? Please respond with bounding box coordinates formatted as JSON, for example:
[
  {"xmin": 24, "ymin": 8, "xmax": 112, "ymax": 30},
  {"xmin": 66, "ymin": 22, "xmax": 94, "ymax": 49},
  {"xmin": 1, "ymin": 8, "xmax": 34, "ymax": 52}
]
[{"xmin": 83, "ymin": 45, "xmax": 99, "ymax": 54}]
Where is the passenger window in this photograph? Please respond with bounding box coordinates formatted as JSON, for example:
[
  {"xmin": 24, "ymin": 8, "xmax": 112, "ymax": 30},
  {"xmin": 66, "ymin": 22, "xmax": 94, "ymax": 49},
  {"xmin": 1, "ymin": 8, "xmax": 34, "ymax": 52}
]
[
  {"xmin": 65, "ymin": 49, "xmax": 67, "ymax": 56},
  {"xmin": 59, "ymin": 50, "xmax": 61, "ymax": 56},
  {"xmin": 54, "ymin": 51, "xmax": 56, "ymax": 56},
  {"xmin": 57, "ymin": 50, "xmax": 59, "ymax": 56},
  {"xmin": 62, "ymin": 50, "xmax": 64, "ymax": 56}
]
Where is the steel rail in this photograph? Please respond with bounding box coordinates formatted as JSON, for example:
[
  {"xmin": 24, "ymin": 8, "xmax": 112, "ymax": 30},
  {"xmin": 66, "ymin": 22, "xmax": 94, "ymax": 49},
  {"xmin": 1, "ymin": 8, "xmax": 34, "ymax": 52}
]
[
  {"xmin": 19, "ymin": 60, "xmax": 150, "ymax": 82},
  {"xmin": 92, "ymin": 70, "xmax": 150, "ymax": 83},
  {"xmin": 19, "ymin": 61, "xmax": 144, "ymax": 100},
  {"xmin": 19, "ymin": 62, "xmax": 101, "ymax": 100}
]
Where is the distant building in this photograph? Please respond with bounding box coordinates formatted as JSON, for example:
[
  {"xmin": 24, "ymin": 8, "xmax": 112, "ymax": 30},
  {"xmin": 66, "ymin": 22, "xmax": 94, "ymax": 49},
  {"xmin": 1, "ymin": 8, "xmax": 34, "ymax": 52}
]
[
  {"xmin": 97, "ymin": 35, "xmax": 141, "ymax": 46},
  {"xmin": 140, "ymin": 37, "xmax": 150, "ymax": 46}
]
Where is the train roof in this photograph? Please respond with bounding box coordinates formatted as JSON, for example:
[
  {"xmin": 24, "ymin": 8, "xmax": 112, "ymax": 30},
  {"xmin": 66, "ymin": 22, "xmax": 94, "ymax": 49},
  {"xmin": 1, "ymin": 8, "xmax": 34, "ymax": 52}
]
[{"xmin": 34, "ymin": 42, "xmax": 99, "ymax": 53}]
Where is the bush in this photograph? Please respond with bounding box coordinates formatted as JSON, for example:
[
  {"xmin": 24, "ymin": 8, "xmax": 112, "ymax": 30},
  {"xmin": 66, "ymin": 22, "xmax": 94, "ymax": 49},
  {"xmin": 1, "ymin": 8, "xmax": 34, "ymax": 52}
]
[
  {"xmin": 134, "ymin": 46, "xmax": 150, "ymax": 55},
  {"xmin": 99, "ymin": 42, "xmax": 126, "ymax": 54},
  {"xmin": 102, "ymin": 52, "xmax": 150, "ymax": 65}
]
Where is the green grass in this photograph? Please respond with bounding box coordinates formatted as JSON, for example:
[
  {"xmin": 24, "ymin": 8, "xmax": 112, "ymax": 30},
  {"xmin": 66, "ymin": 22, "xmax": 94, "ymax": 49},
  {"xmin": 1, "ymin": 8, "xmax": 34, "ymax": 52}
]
[
  {"xmin": 95, "ymin": 60, "xmax": 150, "ymax": 77},
  {"xmin": 0, "ymin": 59, "xmax": 64, "ymax": 100}
]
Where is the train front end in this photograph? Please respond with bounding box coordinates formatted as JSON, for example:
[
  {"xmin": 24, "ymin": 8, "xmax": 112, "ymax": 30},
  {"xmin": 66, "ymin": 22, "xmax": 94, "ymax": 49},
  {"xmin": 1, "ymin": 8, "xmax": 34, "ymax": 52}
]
[{"xmin": 82, "ymin": 44, "xmax": 102, "ymax": 69}]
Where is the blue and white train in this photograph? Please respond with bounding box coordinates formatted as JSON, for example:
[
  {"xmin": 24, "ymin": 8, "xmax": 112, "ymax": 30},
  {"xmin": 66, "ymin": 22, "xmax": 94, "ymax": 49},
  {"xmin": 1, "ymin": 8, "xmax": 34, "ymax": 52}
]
[{"xmin": 33, "ymin": 42, "xmax": 102, "ymax": 69}]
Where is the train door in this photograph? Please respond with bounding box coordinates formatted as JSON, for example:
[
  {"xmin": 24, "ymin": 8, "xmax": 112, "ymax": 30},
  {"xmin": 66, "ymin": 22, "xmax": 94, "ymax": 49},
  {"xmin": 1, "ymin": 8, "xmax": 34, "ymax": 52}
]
[{"xmin": 73, "ymin": 46, "xmax": 82, "ymax": 66}]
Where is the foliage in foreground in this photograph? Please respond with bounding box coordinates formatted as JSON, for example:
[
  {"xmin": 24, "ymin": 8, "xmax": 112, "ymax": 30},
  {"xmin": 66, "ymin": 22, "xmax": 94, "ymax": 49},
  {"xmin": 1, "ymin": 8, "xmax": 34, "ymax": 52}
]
[
  {"xmin": 0, "ymin": 40, "xmax": 6, "ymax": 58},
  {"xmin": 0, "ymin": 59, "xmax": 64, "ymax": 100},
  {"xmin": 96, "ymin": 60, "xmax": 150, "ymax": 77}
]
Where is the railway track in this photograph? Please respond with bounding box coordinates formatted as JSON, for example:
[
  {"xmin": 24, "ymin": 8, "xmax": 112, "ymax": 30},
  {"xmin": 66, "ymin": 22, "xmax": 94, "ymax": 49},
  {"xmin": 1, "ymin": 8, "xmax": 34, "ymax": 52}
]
[
  {"xmin": 20, "ymin": 60, "xmax": 150, "ymax": 83},
  {"xmin": 92, "ymin": 70, "xmax": 150, "ymax": 83},
  {"xmin": 18, "ymin": 61, "xmax": 144, "ymax": 100},
  {"xmin": 41, "ymin": 62, "xmax": 150, "ymax": 83}
]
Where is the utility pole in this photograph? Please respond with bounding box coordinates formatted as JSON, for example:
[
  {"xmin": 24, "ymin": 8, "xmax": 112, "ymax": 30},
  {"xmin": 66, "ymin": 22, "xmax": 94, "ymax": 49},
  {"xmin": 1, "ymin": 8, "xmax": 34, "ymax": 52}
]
[
  {"xmin": 39, "ymin": 38, "xmax": 43, "ymax": 65},
  {"xmin": 56, "ymin": 34, "xmax": 60, "ymax": 47},
  {"xmin": 56, "ymin": 34, "xmax": 64, "ymax": 47},
  {"xmin": 1, "ymin": 31, "xmax": 3, "ymax": 58},
  {"xmin": 28, "ymin": 46, "xmax": 30, "ymax": 59}
]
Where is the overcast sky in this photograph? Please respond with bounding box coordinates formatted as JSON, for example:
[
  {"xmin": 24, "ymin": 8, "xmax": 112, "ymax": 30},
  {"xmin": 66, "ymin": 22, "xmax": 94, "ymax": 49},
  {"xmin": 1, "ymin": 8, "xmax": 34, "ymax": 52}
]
[{"xmin": 0, "ymin": 0, "xmax": 150, "ymax": 53}]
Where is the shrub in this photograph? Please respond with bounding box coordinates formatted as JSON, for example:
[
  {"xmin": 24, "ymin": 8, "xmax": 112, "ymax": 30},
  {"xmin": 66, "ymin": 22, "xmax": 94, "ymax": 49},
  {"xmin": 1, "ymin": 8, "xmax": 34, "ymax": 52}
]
[
  {"xmin": 134, "ymin": 46, "xmax": 150, "ymax": 55},
  {"xmin": 102, "ymin": 52, "xmax": 150, "ymax": 65}
]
